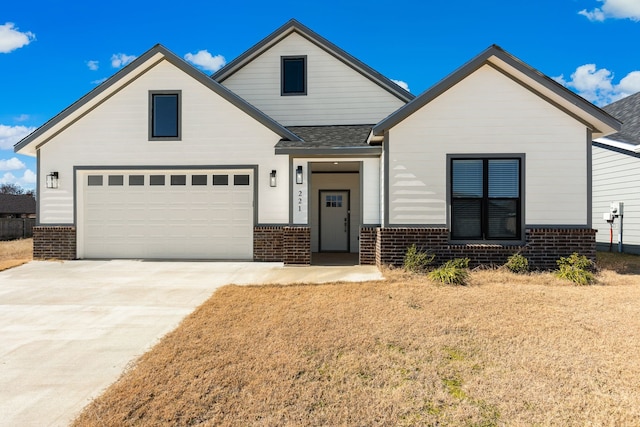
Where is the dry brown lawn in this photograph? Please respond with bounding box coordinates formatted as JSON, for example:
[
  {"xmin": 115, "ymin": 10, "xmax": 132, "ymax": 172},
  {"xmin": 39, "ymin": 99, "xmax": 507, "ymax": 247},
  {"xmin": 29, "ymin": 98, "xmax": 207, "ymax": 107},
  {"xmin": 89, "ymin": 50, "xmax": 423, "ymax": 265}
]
[
  {"xmin": 72, "ymin": 253, "xmax": 640, "ymax": 426},
  {"xmin": 0, "ymin": 238, "xmax": 32, "ymax": 271}
]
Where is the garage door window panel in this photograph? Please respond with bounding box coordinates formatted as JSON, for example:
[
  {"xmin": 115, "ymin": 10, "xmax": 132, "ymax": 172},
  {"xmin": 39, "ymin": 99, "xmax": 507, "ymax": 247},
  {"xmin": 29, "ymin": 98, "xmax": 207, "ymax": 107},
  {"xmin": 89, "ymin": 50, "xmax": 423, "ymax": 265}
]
[
  {"xmin": 213, "ymin": 175, "xmax": 228, "ymax": 186},
  {"xmin": 150, "ymin": 175, "xmax": 165, "ymax": 186},
  {"xmin": 129, "ymin": 175, "xmax": 145, "ymax": 186},
  {"xmin": 108, "ymin": 175, "xmax": 124, "ymax": 186},
  {"xmin": 88, "ymin": 175, "xmax": 103, "ymax": 186}
]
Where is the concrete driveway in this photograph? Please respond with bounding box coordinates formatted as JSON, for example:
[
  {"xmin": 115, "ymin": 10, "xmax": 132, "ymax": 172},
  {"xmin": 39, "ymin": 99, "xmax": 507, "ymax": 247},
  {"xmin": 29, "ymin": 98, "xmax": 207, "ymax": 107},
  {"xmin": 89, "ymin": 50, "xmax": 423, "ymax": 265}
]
[{"xmin": 0, "ymin": 260, "xmax": 382, "ymax": 427}]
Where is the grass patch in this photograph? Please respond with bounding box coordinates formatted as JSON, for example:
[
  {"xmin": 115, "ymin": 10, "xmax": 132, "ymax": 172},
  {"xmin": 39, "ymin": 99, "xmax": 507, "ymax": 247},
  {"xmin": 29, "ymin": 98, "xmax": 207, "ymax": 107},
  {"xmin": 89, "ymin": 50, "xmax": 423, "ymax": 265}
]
[
  {"xmin": 0, "ymin": 238, "xmax": 32, "ymax": 271},
  {"xmin": 72, "ymin": 258, "xmax": 640, "ymax": 426}
]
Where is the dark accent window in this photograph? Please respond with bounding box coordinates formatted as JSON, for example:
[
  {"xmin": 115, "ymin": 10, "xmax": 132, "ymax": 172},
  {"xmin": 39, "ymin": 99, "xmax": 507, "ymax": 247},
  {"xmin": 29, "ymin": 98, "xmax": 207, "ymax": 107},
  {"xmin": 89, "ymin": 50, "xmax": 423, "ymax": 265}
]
[
  {"xmin": 213, "ymin": 174, "xmax": 228, "ymax": 186},
  {"xmin": 150, "ymin": 91, "xmax": 180, "ymax": 140},
  {"xmin": 108, "ymin": 175, "xmax": 124, "ymax": 186},
  {"xmin": 150, "ymin": 175, "xmax": 165, "ymax": 186},
  {"xmin": 281, "ymin": 56, "xmax": 306, "ymax": 95},
  {"xmin": 129, "ymin": 175, "xmax": 145, "ymax": 186},
  {"xmin": 88, "ymin": 175, "xmax": 103, "ymax": 186},
  {"xmin": 192, "ymin": 175, "xmax": 207, "ymax": 186},
  {"xmin": 451, "ymin": 158, "xmax": 521, "ymax": 240},
  {"xmin": 171, "ymin": 175, "xmax": 186, "ymax": 186},
  {"xmin": 234, "ymin": 174, "xmax": 250, "ymax": 186}
]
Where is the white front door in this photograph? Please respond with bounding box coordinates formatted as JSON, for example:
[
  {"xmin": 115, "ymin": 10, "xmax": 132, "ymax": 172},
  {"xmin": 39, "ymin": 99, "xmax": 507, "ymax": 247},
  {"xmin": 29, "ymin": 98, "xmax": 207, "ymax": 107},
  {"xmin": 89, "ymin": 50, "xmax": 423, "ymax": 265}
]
[{"xmin": 319, "ymin": 190, "xmax": 349, "ymax": 252}]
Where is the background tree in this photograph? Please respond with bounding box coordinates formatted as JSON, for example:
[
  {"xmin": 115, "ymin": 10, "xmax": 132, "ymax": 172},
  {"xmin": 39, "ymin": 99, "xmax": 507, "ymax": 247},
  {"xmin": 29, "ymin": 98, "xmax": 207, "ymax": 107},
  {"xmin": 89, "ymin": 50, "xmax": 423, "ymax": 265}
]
[{"xmin": 0, "ymin": 183, "xmax": 26, "ymax": 195}]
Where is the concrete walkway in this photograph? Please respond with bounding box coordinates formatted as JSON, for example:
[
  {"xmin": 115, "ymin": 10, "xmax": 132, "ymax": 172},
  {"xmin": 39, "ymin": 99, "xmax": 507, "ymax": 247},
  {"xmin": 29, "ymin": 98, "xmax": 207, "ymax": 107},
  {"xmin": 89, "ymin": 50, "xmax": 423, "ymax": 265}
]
[{"xmin": 0, "ymin": 260, "xmax": 382, "ymax": 427}]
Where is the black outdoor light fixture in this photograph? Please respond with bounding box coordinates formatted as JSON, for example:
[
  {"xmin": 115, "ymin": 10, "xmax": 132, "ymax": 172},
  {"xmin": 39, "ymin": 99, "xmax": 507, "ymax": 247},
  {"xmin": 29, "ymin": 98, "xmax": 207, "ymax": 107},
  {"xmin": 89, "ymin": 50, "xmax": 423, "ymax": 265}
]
[
  {"xmin": 296, "ymin": 165, "xmax": 303, "ymax": 184},
  {"xmin": 270, "ymin": 169, "xmax": 277, "ymax": 187},
  {"xmin": 46, "ymin": 172, "xmax": 59, "ymax": 189}
]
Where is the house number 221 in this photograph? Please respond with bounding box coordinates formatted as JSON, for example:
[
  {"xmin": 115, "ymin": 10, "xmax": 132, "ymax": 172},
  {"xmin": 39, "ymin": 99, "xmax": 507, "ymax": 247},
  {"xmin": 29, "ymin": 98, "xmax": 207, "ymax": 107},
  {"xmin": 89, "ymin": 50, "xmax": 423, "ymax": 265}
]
[{"xmin": 298, "ymin": 190, "xmax": 303, "ymax": 212}]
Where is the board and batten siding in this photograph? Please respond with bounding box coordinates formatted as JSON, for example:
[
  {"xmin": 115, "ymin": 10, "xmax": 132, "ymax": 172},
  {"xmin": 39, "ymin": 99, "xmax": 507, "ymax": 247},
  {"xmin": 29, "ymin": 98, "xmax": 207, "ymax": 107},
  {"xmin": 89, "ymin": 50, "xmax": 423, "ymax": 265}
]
[
  {"xmin": 38, "ymin": 59, "xmax": 288, "ymax": 225},
  {"xmin": 220, "ymin": 32, "xmax": 406, "ymax": 126},
  {"xmin": 592, "ymin": 145, "xmax": 640, "ymax": 253},
  {"xmin": 388, "ymin": 65, "xmax": 589, "ymax": 226}
]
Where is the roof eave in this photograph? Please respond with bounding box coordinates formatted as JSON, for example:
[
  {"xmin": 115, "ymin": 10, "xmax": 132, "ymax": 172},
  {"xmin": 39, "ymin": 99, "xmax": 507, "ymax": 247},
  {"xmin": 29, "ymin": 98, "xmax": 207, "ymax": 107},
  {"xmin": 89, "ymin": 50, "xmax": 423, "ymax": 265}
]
[{"xmin": 274, "ymin": 146, "xmax": 382, "ymax": 156}]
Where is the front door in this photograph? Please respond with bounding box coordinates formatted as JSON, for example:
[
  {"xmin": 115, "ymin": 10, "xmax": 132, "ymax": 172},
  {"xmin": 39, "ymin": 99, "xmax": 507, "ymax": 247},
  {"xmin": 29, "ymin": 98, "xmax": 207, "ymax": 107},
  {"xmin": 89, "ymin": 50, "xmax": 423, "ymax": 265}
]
[{"xmin": 319, "ymin": 190, "xmax": 349, "ymax": 252}]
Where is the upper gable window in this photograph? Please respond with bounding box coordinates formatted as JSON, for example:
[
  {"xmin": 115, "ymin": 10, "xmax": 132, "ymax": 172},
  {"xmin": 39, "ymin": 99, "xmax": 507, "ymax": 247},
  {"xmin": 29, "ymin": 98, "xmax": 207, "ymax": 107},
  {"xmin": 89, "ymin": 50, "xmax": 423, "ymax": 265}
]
[
  {"xmin": 281, "ymin": 56, "xmax": 306, "ymax": 96},
  {"xmin": 149, "ymin": 91, "xmax": 181, "ymax": 140}
]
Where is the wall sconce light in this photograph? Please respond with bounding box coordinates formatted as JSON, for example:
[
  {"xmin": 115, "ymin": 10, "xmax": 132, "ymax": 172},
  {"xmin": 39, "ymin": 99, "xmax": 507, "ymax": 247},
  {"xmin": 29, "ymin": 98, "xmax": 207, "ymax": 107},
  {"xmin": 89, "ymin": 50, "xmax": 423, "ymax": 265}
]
[
  {"xmin": 46, "ymin": 172, "xmax": 59, "ymax": 189},
  {"xmin": 270, "ymin": 170, "xmax": 277, "ymax": 187},
  {"xmin": 296, "ymin": 165, "xmax": 303, "ymax": 184}
]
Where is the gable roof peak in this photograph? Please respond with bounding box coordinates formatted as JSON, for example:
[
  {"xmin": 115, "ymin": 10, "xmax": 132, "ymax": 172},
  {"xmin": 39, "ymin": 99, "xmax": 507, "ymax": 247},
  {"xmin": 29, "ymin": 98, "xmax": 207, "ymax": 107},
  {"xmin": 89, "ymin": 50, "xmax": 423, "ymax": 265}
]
[
  {"xmin": 373, "ymin": 44, "xmax": 620, "ymax": 138},
  {"xmin": 211, "ymin": 19, "xmax": 414, "ymax": 103},
  {"xmin": 15, "ymin": 43, "xmax": 300, "ymax": 155}
]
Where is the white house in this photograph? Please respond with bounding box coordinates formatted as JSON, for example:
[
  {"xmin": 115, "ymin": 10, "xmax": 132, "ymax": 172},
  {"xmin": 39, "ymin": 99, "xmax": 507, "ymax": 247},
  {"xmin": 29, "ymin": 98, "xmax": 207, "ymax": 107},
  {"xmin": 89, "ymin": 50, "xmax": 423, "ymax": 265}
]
[
  {"xmin": 592, "ymin": 91, "xmax": 640, "ymax": 254},
  {"xmin": 15, "ymin": 19, "xmax": 620, "ymax": 268}
]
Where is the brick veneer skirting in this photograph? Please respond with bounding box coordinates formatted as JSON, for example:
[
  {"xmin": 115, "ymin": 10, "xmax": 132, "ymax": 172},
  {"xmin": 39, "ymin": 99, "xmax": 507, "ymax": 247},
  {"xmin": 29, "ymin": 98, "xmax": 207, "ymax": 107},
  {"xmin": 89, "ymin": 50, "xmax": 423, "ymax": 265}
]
[
  {"xmin": 359, "ymin": 226, "xmax": 377, "ymax": 265},
  {"xmin": 33, "ymin": 226, "xmax": 76, "ymax": 260},
  {"xmin": 375, "ymin": 227, "xmax": 596, "ymax": 270},
  {"xmin": 283, "ymin": 226, "xmax": 311, "ymax": 265},
  {"xmin": 253, "ymin": 226, "xmax": 284, "ymax": 262}
]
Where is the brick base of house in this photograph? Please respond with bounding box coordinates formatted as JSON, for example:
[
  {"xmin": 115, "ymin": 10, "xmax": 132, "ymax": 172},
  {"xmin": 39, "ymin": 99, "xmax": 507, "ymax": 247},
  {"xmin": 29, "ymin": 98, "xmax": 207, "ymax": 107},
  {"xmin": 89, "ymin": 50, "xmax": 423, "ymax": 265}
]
[
  {"xmin": 374, "ymin": 227, "xmax": 596, "ymax": 270},
  {"xmin": 31, "ymin": 224, "xmax": 593, "ymax": 269},
  {"xmin": 33, "ymin": 226, "xmax": 77, "ymax": 260},
  {"xmin": 254, "ymin": 225, "xmax": 311, "ymax": 265}
]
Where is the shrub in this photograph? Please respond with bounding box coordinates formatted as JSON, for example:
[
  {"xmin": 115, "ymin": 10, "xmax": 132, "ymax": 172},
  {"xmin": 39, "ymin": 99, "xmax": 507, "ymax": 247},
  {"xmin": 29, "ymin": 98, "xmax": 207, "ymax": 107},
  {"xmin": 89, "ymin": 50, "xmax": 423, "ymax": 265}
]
[
  {"xmin": 428, "ymin": 258, "xmax": 470, "ymax": 285},
  {"xmin": 403, "ymin": 244, "xmax": 435, "ymax": 273},
  {"xmin": 505, "ymin": 253, "xmax": 529, "ymax": 274},
  {"xmin": 554, "ymin": 253, "xmax": 596, "ymax": 285}
]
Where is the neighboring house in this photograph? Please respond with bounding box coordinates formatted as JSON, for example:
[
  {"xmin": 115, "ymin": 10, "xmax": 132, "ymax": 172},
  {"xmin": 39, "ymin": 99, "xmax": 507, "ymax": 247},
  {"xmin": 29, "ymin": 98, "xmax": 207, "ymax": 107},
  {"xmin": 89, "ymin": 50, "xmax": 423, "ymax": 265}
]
[
  {"xmin": 15, "ymin": 19, "xmax": 620, "ymax": 268},
  {"xmin": 592, "ymin": 91, "xmax": 640, "ymax": 254},
  {"xmin": 0, "ymin": 194, "xmax": 36, "ymax": 218}
]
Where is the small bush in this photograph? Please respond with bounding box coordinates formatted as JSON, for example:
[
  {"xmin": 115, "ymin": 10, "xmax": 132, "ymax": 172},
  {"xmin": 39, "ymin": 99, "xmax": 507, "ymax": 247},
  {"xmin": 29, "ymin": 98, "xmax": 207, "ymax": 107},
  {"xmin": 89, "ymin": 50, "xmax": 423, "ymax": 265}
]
[
  {"xmin": 505, "ymin": 253, "xmax": 529, "ymax": 274},
  {"xmin": 403, "ymin": 244, "xmax": 435, "ymax": 273},
  {"xmin": 555, "ymin": 253, "xmax": 596, "ymax": 285},
  {"xmin": 428, "ymin": 258, "xmax": 470, "ymax": 285}
]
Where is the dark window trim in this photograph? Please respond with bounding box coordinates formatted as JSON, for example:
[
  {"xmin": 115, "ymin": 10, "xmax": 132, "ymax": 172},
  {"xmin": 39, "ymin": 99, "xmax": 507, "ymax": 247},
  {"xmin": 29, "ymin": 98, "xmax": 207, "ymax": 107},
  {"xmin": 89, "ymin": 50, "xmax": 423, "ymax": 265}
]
[
  {"xmin": 149, "ymin": 90, "xmax": 181, "ymax": 141},
  {"xmin": 447, "ymin": 154, "xmax": 525, "ymax": 243},
  {"xmin": 281, "ymin": 56, "xmax": 307, "ymax": 96}
]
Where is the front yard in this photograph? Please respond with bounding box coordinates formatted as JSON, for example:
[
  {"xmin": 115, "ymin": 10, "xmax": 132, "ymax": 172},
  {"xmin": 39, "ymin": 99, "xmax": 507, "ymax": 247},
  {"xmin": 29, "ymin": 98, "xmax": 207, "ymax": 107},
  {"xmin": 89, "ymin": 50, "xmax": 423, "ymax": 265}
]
[
  {"xmin": 0, "ymin": 238, "xmax": 32, "ymax": 271},
  {"xmin": 70, "ymin": 253, "xmax": 640, "ymax": 426}
]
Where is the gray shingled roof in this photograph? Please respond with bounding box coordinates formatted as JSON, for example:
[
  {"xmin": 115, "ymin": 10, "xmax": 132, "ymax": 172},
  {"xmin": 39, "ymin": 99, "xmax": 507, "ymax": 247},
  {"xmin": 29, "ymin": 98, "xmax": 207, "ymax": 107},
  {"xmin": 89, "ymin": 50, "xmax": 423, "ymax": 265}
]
[
  {"xmin": 0, "ymin": 194, "xmax": 36, "ymax": 215},
  {"xmin": 277, "ymin": 125, "xmax": 373, "ymax": 149},
  {"xmin": 602, "ymin": 92, "xmax": 640, "ymax": 146}
]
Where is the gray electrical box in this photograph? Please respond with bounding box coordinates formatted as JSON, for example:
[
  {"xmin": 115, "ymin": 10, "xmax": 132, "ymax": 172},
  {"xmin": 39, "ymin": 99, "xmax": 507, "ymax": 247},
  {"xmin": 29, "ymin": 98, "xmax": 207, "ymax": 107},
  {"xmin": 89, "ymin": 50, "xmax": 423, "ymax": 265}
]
[{"xmin": 610, "ymin": 202, "xmax": 624, "ymax": 216}]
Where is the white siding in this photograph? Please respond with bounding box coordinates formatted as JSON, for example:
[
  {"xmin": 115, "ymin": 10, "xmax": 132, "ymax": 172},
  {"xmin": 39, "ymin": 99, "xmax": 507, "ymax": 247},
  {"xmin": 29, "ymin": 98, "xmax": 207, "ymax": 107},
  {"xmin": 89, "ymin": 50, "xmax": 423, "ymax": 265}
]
[
  {"xmin": 38, "ymin": 59, "xmax": 289, "ymax": 225},
  {"xmin": 592, "ymin": 145, "xmax": 640, "ymax": 253},
  {"xmin": 388, "ymin": 65, "xmax": 589, "ymax": 226},
  {"xmin": 221, "ymin": 32, "xmax": 405, "ymax": 126}
]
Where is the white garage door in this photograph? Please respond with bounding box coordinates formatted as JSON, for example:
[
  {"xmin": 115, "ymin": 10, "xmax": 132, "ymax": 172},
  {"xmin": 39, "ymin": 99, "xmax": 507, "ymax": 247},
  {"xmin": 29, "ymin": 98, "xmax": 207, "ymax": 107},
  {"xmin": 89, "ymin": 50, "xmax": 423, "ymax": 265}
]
[{"xmin": 81, "ymin": 169, "xmax": 253, "ymax": 259}]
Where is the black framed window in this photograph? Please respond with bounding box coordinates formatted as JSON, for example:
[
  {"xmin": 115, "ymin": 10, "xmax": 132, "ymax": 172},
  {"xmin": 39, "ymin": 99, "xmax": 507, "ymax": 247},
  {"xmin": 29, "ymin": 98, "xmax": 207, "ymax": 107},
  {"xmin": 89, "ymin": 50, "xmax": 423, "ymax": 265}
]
[
  {"xmin": 281, "ymin": 56, "xmax": 306, "ymax": 95},
  {"xmin": 451, "ymin": 158, "xmax": 521, "ymax": 240},
  {"xmin": 149, "ymin": 91, "xmax": 181, "ymax": 140}
]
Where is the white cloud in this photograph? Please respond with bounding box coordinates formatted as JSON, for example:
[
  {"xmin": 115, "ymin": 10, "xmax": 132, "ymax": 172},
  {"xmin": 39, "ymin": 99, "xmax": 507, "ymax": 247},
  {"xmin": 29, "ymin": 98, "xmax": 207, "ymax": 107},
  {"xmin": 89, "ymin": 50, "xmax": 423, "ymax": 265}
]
[
  {"xmin": 579, "ymin": 0, "xmax": 640, "ymax": 22},
  {"xmin": 555, "ymin": 64, "xmax": 640, "ymax": 106},
  {"xmin": 111, "ymin": 53, "xmax": 136, "ymax": 68},
  {"xmin": 14, "ymin": 114, "xmax": 29, "ymax": 122},
  {"xmin": 0, "ymin": 124, "xmax": 36, "ymax": 149},
  {"xmin": 91, "ymin": 77, "xmax": 108, "ymax": 85},
  {"xmin": 86, "ymin": 60, "xmax": 99, "ymax": 71},
  {"xmin": 184, "ymin": 50, "xmax": 226, "ymax": 72},
  {"xmin": 0, "ymin": 157, "xmax": 26, "ymax": 171},
  {"xmin": 0, "ymin": 169, "xmax": 36, "ymax": 188},
  {"xmin": 0, "ymin": 22, "xmax": 35, "ymax": 53},
  {"xmin": 391, "ymin": 79, "xmax": 410, "ymax": 92}
]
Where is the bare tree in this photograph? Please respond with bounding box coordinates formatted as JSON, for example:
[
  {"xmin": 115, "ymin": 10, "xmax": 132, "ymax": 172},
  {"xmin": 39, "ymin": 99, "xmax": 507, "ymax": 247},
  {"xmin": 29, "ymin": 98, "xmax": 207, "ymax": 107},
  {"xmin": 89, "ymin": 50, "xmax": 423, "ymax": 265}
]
[{"xmin": 0, "ymin": 183, "xmax": 25, "ymax": 195}]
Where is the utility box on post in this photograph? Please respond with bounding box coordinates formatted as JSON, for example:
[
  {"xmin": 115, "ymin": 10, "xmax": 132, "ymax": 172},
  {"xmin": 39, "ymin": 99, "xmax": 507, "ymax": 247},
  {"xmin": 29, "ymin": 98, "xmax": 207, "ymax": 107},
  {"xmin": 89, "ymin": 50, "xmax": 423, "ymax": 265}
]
[{"xmin": 610, "ymin": 202, "xmax": 624, "ymax": 217}]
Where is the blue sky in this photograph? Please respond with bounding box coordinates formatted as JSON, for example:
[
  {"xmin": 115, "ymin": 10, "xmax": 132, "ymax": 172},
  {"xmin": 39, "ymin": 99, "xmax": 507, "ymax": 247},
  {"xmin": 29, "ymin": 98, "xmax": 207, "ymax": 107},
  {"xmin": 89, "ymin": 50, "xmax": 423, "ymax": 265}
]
[{"xmin": 2, "ymin": 0, "xmax": 640, "ymax": 190}]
